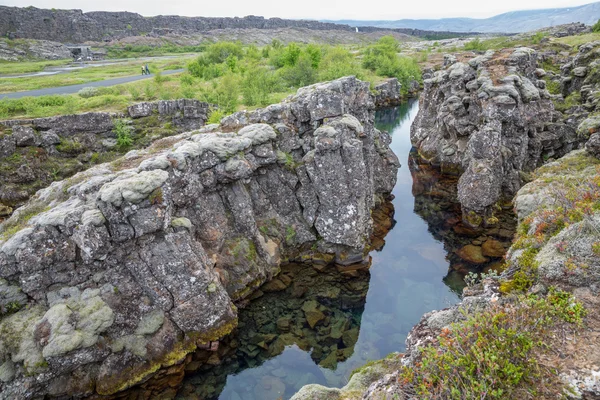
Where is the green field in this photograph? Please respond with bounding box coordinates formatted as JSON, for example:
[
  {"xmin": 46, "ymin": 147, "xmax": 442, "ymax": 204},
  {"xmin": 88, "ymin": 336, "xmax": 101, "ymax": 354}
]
[
  {"xmin": 0, "ymin": 56, "xmax": 192, "ymax": 93},
  {"xmin": 0, "ymin": 38, "xmax": 422, "ymax": 120}
]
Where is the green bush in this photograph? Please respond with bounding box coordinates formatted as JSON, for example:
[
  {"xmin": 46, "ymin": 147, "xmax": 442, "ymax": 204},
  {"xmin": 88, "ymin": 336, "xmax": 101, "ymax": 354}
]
[
  {"xmin": 463, "ymin": 38, "xmax": 487, "ymax": 51},
  {"xmin": 593, "ymin": 19, "xmax": 600, "ymax": 33},
  {"xmin": 154, "ymin": 72, "xmax": 165, "ymax": 85},
  {"xmin": 207, "ymin": 108, "xmax": 226, "ymax": 124},
  {"xmin": 78, "ymin": 87, "xmax": 100, "ymax": 98},
  {"xmin": 279, "ymin": 53, "xmax": 317, "ymax": 87},
  {"xmin": 113, "ymin": 119, "xmax": 133, "ymax": 149},
  {"xmin": 399, "ymin": 291, "xmax": 585, "ymax": 399},
  {"xmin": 362, "ymin": 36, "xmax": 421, "ymax": 94},
  {"xmin": 241, "ymin": 66, "xmax": 282, "ymax": 107},
  {"xmin": 318, "ymin": 46, "xmax": 362, "ymax": 81}
]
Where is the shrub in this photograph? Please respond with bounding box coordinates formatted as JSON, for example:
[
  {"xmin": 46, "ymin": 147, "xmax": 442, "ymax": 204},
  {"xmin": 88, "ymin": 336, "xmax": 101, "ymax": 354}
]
[
  {"xmin": 241, "ymin": 66, "xmax": 282, "ymax": 106},
  {"xmin": 463, "ymin": 38, "xmax": 487, "ymax": 51},
  {"xmin": 318, "ymin": 46, "xmax": 361, "ymax": 81},
  {"xmin": 179, "ymin": 73, "xmax": 195, "ymax": 86},
  {"xmin": 399, "ymin": 291, "xmax": 585, "ymax": 399},
  {"xmin": 113, "ymin": 119, "xmax": 133, "ymax": 149},
  {"xmin": 279, "ymin": 53, "xmax": 317, "ymax": 87},
  {"xmin": 154, "ymin": 72, "xmax": 165, "ymax": 85},
  {"xmin": 200, "ymin": 73, "xmax": 241, "ymax": 114},
  {"xmin": 531, "ymin": 32, "xmax": 546, "ymax": 45},
  {"xmin": 593, "ymin": 19, "xmax": 600, "ymax": 33},
  {"xmin": 78, "ymin": 87, "xmax": 100, "ymax": 98},
  {"xmin": 129, "ymin": 85, "xmax": 142, "ymax": 101},
  {"xmin": 362, "ymin": 36, "xmax": 421, "ymax": 94},
  {"xmin": 207, "ymin": 108, "xmax": 226, "ymax": 124}
]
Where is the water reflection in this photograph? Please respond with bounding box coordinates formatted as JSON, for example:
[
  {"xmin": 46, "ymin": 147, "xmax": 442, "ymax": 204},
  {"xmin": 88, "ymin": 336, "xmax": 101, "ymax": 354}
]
[
  {"xmin": 178, "ymin": 262, "xmax": 371, "ymax": 400},
  {"xmin": 176, "ymin": 100, "xmax": 514, "ymax": 400}
]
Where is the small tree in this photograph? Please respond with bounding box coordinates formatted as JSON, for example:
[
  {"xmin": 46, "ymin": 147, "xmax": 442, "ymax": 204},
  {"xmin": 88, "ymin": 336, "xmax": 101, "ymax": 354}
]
[{"xmin": 593, "ymin": 19, "xmax": 600, "ymax": 33}]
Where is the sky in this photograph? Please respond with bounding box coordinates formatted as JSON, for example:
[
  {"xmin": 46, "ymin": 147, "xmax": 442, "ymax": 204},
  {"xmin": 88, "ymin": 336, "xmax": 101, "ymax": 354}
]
[{"xmin": 0, "ymin": 0, "xmax": 595, "ymax": 20}]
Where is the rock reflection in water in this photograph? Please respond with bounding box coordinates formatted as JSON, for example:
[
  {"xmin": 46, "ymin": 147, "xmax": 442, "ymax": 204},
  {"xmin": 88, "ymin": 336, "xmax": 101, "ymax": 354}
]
[
  {"xmin": 177, "ymin": 262, "xmax": 372, "ymax": 400},
  {"xmin": 408, "ymin": 139, "xmax": 516, "ymax": 294}
]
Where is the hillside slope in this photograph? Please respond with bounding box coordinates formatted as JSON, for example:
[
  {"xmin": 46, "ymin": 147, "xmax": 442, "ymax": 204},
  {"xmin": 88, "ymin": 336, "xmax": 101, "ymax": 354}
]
[{"xmin": 326, "ymin": 2, "xmax": 600, "ymax": 33}]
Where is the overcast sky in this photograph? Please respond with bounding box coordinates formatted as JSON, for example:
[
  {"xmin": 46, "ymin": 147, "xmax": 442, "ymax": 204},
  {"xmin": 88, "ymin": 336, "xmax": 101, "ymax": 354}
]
[{"xmin": 0, "ymin": 0, "xmax": 594, "ymax": 20}]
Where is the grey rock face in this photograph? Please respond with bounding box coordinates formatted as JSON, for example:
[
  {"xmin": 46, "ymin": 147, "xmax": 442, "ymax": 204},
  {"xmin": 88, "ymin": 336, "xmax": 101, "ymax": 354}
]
[
  {"xmin": 373, "ymin": 78, "xmax": 402, "ymax": 107},
  {"xmin": 0, "ymin": 5, "xmax": 354, "ymax": 43},
  {"xmin": 586, "ymin": 132, "xmax": 600, "ymax": 158},
  {"xmin": 0, "ymin": 77, "xmax": 399, "ymax": 398},
  {"xmin": 411, "ymin": 48, "xmax": 577, "ymax": 226}
]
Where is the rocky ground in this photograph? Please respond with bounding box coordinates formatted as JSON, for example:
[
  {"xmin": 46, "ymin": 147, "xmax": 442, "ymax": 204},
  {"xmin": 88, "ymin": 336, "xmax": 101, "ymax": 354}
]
[
  {"xmin": 96, "ymin": 28, "xmax": 416, "ymax": 48},
  {"xmin": 0, "ymin": 76, "xmax": 401, "ymax": 399}
]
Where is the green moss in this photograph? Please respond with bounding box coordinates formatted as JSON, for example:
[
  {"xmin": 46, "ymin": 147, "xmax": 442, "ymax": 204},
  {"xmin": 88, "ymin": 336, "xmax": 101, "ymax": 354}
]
[
  {"xmin": 0, "ymin": 202, "xmax": 51, "ymax": 240},
  {"xmin": 56, "ymin": 138, "xmax": 85, "ymax": 154},
  {"xmin": 148, "ymin": 187, "xmax": 163, "ymax": 205},
  {"xmin": 553, "ymin": 92, "xmax": 581, "ymax": 113},
  {"xmin": 543, "ymin": 77, "xmax": 561, "ymax": 95},
  {"xmin": 285, "ymin": 225, "xmax": 297, "ymax": 245},
  {"xmin": 464, "ymin": 210, "xmax": 483, "ymax": 227}
]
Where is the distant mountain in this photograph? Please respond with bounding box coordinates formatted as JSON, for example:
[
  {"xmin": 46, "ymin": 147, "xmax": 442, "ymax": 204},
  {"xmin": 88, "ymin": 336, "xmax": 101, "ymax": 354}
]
[{"xmin": 324, "ymin": 2, "xmax": 600, "ymax": 33}]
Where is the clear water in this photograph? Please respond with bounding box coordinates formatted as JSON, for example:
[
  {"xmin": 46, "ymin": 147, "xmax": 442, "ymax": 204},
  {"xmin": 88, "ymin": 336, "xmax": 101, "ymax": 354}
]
[{"xmin": 177, "ymin": 101, "xmax": 512, "ymax": 400}]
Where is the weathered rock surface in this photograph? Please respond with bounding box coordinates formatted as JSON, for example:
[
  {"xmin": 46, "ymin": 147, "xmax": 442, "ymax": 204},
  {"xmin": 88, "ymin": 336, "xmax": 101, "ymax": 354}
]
[
  {"xmin": 0, "ymin": 99, "xmax": 209, "ymax": 218},
  {"xmin": 0, "ymin": 38, "xmax": 71, "ymax": 61},
  {"xmin": 511, "ymin": 150, "xmax": 600, "ymax": 288},
  {"xmin": 373, "ymin": 78, "xmax": 402, "ymax": 107},
  {"xmin": 411, "ymin": 47, "xmax": 577, "ymax": 226},
  {"xmin": 0, "ymin": 77, "xmax": 399, "ymax": 398}
]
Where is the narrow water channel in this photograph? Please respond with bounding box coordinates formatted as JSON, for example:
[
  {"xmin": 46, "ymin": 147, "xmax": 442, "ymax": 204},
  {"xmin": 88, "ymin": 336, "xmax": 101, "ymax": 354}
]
[{"xmin": 175, "ymin": 101, "xmax": 514, "ymax": 400}]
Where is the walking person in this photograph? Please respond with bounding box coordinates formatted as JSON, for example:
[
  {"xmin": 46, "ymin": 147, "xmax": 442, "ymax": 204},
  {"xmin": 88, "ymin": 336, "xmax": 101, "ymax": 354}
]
[
  {"xmin": 141, "ymin": 66, "xmax": 145, "ymax": 75},
  {"xmin": 145, "ymin": 65, "xmax": 150, "ymax": 75}
]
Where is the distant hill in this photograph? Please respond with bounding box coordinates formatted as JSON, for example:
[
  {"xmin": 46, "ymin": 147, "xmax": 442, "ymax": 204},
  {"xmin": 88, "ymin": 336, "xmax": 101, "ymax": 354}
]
[{"xmin": 324, "ymin": 2, "xmax": 600, "ymax": 33}]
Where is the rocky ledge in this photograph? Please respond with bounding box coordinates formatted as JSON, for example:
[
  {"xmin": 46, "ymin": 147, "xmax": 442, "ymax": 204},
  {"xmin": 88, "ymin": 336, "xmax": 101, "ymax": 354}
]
[
  {"xmin": 411, "ymin": 47, "xmax": 578, "ymax": 227},
  {"xmin": 0, "ymin": 76, "xmax": 399, "ymax": 399},
  {"xmin": 0, "ymin": 99, "xmax": 210, "ymax": 219}
]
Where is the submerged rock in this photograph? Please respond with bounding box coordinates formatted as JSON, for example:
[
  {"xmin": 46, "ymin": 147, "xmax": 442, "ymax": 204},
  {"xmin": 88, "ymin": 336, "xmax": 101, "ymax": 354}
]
[{"xmin": 0, "ymin": 76, "xmax": 399, "ymax": 398}]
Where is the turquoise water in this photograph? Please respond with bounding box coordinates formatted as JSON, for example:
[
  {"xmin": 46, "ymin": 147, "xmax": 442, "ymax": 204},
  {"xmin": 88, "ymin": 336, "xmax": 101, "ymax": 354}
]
[{"xmin": 177, "ymin": 101, "xmax": 511, "ymax": 400}]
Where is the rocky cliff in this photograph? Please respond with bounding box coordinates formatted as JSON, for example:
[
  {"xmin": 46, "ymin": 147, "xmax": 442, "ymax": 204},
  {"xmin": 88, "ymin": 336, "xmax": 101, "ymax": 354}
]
[
  {"xmin": 411, "ymin": 48, "xmax": 578, "ymax": 227},
  {"xmin": 0, "ymin": 76, "xmax": 399, "ymax": 399},
  {"xmin": 0, "ymin": 6, "xmax": 354, "ymax": 43}
]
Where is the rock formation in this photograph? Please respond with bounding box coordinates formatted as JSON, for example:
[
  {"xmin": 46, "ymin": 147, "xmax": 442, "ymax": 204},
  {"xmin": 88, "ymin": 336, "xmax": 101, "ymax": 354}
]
[
  {"xmin": 0, "ymin": 77, "xmax": 399, "ymax": 398},
  {"xmin": 411, "ymin": 48, "xmax": 577, "ymax": 227},
  {"xmin": 0, "ymin": 38, "xmax": 71, "ymax": 61},
  {"xmin": 558, "ymin": 41, "xmax": 600, "ymax": 158},
  {"xmin": 0, "ymin": 6, "xmax": 353, "ymax": 43},
  {"xmin": 0, "ymin": 99, "xmax": 210, "ymax": 219}
]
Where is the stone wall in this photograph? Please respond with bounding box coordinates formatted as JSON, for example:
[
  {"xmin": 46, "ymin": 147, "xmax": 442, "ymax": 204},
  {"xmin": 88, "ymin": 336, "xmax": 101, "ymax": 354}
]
[
  {"xmin": 0, "ymin": 99, "xmax": 209, "ymax": 218},
  {"xmin": 0, "ymin": 77, "xmax": 399, "ymax": 399}
]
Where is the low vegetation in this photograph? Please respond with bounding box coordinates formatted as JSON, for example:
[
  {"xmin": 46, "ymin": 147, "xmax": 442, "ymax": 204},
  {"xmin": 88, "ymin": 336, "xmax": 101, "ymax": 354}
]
[
  {"xmin": 0, "ymin": 37, "xmax": 421, "ymax": 119},
  {"xmin": 399, "ymin": 290, "xmax": 585, "ymax": 399},
  {"xmin": 0, "ymin": 57, "xmax": 190, "ymax": 94}
]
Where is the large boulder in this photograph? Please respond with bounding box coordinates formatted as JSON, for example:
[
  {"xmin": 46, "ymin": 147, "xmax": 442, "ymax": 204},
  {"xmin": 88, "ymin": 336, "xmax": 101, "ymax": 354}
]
[
  {"xmin": 411, "ymin": 48, "xmax": 577, "ymax": 226},
  {"xmin": 0, "ymin": 77, "xmax": 399, "ymax": 398}
]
